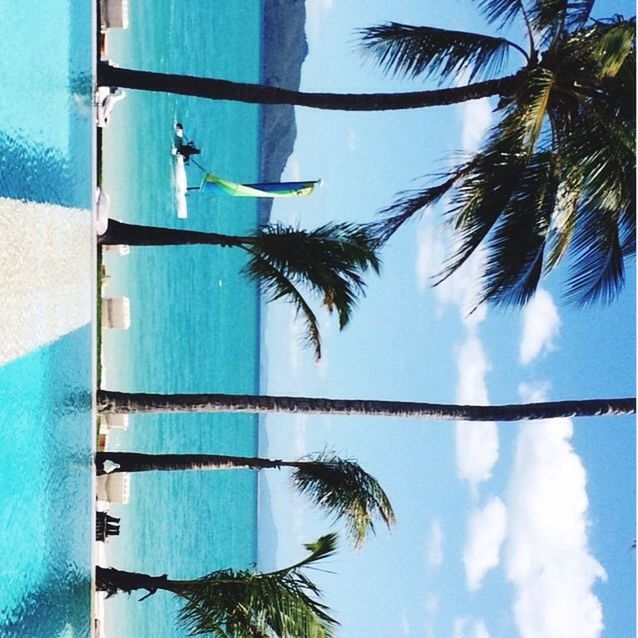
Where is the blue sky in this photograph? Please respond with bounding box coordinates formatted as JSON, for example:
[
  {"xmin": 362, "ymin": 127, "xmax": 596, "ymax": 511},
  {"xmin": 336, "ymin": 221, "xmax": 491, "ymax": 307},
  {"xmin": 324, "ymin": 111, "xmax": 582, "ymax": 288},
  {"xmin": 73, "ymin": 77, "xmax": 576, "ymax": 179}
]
[{"xmin": 261, "ymin": 2, "xmax": 635, "ymax": 637}]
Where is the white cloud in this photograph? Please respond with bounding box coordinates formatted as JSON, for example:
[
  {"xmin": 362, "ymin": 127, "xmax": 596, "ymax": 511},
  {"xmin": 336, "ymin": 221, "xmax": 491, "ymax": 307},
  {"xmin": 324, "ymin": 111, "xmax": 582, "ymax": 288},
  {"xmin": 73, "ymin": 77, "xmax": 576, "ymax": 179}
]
[
  {"xmin": 454, "ymin": 336, "xmax": 499, "ymax": 486},
  {"xmin": 292, "ymin": 414, "xmax": 308, "ymax": 458},
  {"xmin": 415, "ymin": 222, "xmax": 446, "ymax": 291},
  {"xmin": 305, "ymin": 0, "xmax": 334, "ymax": 42},
  {"xmin": 453, "ymin": 617, "xmax": 491, "ymax": 638},
  {"xmin": 425, "ymin": 520, "xmax": 444, "ymax": 568},
  {"xmin": 346, "ymin": 129, "xmax": 357, "ymax": 151},
  {"xmin": 505, "ymin": 411, "xmax": 607, "ymax": 637},
  {"xmin": 518, "ymin": 380, "xmax": 551, "ymax": 404},
  {"xmin": 434, "ymin": 243, "xmax": 488, "ymax": 326},
  {"xmin": 423, "ymin": 594, "xmax": 440, "ymax": 638},
  {"xmin": 400, "ymin": 609, "xmax": 410, "ymax": 636},
  {"xmin": 283, "ymin": 153, "xmax": 302, "ymax": 182},
  {"xmin": 519, "ymin": 289, "xmax": 561, "ymax": 364},
  {"xmin": 424, "ymin": 593, "xmax": 439, "ymax": 615},
  {"xmin": 456, "ymin": 335, "xmax": 490, "ymax": 403},
  {"xmin": 463, "ymin": 498, "xmax": 507, "ymax": 590},
  {"xmin": 460, "ymin": 98, "xmax": 493, "ymax": 153}
]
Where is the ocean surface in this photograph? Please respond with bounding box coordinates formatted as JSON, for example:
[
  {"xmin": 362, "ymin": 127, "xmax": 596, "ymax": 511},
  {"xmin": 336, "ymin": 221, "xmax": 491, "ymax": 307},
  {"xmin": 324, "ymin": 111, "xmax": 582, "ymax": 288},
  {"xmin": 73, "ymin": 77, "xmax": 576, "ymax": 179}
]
[
  {"xmin": 0, "ymin": 1, "xmax": 94, "ymax": 636},
  {"xmin": 100, "ymin": 2, "xmax": 264, "ymax": 635}
]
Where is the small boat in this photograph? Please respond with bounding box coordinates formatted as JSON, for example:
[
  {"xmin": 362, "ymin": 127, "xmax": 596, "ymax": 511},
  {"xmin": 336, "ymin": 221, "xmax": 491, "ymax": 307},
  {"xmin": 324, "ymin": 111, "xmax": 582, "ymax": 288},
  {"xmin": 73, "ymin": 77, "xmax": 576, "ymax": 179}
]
[
  {"xmin": 172, "ymin": 123, "xmax": 200, "ymax": 163},
  {"xmin": 172, "ymin": 124, "xmax": 189, "ymax": 219}
]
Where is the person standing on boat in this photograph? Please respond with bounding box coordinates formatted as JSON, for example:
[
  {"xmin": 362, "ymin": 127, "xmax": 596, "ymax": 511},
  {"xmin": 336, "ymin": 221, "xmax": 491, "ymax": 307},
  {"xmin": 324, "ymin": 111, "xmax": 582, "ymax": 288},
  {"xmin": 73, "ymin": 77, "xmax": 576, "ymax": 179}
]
[{"xmin": 178, "ymin": 141, "xmax": 201, "ymax": 163}]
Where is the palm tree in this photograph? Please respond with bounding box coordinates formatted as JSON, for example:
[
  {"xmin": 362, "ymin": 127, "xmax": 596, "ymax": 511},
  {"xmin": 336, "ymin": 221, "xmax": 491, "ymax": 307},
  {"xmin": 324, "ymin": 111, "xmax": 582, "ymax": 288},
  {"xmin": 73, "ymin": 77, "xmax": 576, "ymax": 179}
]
[
  {"xmin": 97, "ymin": 7, "xmax": 634, "ymax": 305},
  {"xmin": 96, "ymin": 389, "xmax": 635, "ymax": 421},
  {"xmin": 99, "ymin": 219, "xmax": 380, "ymax": 359},
  {"xmin": 97, "ymin": 534, "xmax": 338, "ymax": 637},
  {"xmin": 95, "ymin": 450, "xmax": 394, "ymax": 548},
  {"xmin": 360, "ymin": 8, "xmax": 635, "ymax": 305},
  {"xmin": 97, "ymin": 60, "xmax": 520, "ymax": 110}
]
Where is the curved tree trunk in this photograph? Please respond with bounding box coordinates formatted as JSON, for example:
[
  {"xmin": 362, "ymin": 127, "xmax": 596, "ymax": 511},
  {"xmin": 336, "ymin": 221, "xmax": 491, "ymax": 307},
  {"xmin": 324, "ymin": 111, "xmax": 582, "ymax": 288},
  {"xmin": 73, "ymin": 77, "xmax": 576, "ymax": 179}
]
[
  {"xmin": 98, "ymin": 62, "xmax": 522, "ymax": 111},
  {"xmin": 96, "ymin": 566, "xmax": 183, "ymax": 598},
  {"xmin": 99, "ymin": 219, "xmax": 247, "ymax": 247},
  {"xmin": 97, "ymin": 390, "xmax": 636, "ymax": 421},
  {"xmin": 95, "ymin": 451, "xmax": 289, "ymax": 475}
]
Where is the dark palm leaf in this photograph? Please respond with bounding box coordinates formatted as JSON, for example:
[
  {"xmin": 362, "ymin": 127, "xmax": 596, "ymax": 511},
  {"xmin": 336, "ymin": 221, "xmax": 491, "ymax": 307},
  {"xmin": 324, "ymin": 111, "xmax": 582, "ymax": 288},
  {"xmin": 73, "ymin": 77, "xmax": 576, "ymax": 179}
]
[
  {"xmin": 358, "ymin": 23, "xmax": 522, "ymax": 83},
  {"xmin": 527, "ymin": 0, "xmax": 595, "ymax": 45},
  {"xmin": 178, "ymin": 535, "xmax": 339, "ymax": 637},
  {"xmin": 477, "ymin": 0, "xmax": 530, "ymax": 30},
  {"xmin": 242, "ymin": 223, "xmax": 381, "ymax": 359},
  {"xmin": 365, "ymin": 170, "xmax": 463, "ymax": 244},
  {"xmin": 434, "ymin": 68, "xmax": 555, "ymax": 282},
  {"xmin": 479, "ymin": 151, "xmax": 558, "ymax": 305},
  {"xmin": 243, "ymin": 248, "xmax": 323, "ymax": 360},
  {"xmin": 251, "ymin": 223, "xmax": 380, "ymax": 328},
  {"xmin": 291, "ymin": 451, "xmax": 395, "ymax": 548},
  {"xmin": 565, "ymin": 202, "xmax": 625, "ymax": 305}
]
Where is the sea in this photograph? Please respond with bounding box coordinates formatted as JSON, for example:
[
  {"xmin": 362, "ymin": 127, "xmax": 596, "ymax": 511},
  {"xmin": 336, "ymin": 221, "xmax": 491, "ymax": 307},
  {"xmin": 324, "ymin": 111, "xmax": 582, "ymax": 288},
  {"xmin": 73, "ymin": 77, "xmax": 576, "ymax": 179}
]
[
  {"xmin": 100, "ymin": 1, "xmax": 265, "ymax": 636},
  {"xmin": 0, "ymin": 0, "xmax": 269, "ymax": 636}
]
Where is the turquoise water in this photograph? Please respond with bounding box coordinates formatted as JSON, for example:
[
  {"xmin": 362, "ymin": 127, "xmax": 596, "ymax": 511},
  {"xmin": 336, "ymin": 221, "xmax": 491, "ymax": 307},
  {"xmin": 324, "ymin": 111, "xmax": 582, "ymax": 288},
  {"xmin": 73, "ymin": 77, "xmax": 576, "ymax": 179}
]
[
  {"xmin": 100, "ymin": 2, "xmax": 264, "ymax": 635},
  {"xmin": 0, "ymin": 328, "xmax": 93, "ymax": 636},
  {"xmin": 0, "ymin": 0, "xmax": 93, "ymax": 636}
]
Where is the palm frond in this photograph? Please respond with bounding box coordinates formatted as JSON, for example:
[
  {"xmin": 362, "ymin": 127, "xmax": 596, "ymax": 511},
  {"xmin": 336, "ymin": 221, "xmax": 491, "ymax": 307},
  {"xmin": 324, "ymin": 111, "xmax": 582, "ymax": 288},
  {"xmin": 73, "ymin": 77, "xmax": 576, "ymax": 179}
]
[
  {"xmin": 545, "ymin": 165, "xmax": 582, "ymax": 270},
  {"xmin": 565, "ymin": 202, "xmax": 625, "ymax": 305},
  {"xmin": 251, "ymin": 223, "xmax": 381, "ymax": 329},
  {"xmin": 291, "ymin": 452, "xmax": 395, "ymax": 548},
  {"xmin": 433, "ymin": 69, "xmax": 555, "ymax": 284},
  {"xmin": 478, "ymin": 151, "xmax": 558, "ymax": 305},
  {"xmin": 588, "ymin": 19, "xmax": 635, "ymax": 78},
  {"xmin": 527, "ymin": 0, "xmax": 595, "ymax": 45},
  {"xmin": 357, "ymin": 23, "xmax": 521, "ymax": 83},
  {"xmin": 365, "ymin": 170, "xmax": 463, "ymax": 246},
  {"xmin": 178, "ymin": 535, "xmax": 339, "ymax": 637},
  {"xmin": 243, "ymin": 247, "xmax": 322, "ymax": 360},
  {"xmin": 477, "ymin": 0, "xmax": 529, "ymax": 30}
]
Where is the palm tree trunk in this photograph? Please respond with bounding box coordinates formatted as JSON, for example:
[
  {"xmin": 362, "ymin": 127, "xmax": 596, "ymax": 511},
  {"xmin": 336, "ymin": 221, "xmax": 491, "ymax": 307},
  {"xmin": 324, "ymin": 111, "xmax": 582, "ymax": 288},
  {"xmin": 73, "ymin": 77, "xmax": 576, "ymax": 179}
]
[
  {"xmin": 95, "ymin": 451, "xmax": 287, "ymax": 475},
  {"xmin": 96, "ymin": 390, "xmax": 635, "ymax": 421},
  {"xmin": 99, "ymin": 219, "xmax": 248, "ymax": 246},
  {"xmin": 98, "ymin": 62, "xmax": 521, "ymax": 111},
  {"xmin": 96, "ymin": 566, "xmax": 181, "ymax": 598}
]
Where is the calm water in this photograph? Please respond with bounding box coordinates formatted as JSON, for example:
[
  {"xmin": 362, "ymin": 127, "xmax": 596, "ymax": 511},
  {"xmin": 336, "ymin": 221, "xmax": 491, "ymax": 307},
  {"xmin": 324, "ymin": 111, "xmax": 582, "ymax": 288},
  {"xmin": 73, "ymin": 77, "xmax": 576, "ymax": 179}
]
[
  {"xmin": 0, "ymin": 0, "xmax": 94, "ymax": 636},
  {"xmin": 100, "ymin": 2, "xmax": 263, "ymax": 635}
]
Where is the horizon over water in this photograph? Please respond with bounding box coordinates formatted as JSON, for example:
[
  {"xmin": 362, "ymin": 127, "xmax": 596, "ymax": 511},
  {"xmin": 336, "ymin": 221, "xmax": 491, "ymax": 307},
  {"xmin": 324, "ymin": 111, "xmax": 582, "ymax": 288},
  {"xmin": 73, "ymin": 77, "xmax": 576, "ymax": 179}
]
[{"xmin": 100, "ymin": 2, "xmax": 268, "ymax": 636}]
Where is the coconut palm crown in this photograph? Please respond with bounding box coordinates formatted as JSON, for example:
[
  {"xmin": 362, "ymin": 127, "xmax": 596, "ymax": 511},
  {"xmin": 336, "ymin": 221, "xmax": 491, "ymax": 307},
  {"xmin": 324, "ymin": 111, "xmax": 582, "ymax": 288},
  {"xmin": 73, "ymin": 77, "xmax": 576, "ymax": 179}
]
[
  {"xmin": 360, "ymin": 3, "xmax": 635, "ymax": 306},
  {"xmin": 95, "ymin": 450, "xmax": 395, "ymax": 548},
  {"xmin": 100, "ymin": 219, "xmax": 381, "ymax": 359},
  {"xmin": 97, "ymin": 534, "xmax": 339, "ymax": 637}
]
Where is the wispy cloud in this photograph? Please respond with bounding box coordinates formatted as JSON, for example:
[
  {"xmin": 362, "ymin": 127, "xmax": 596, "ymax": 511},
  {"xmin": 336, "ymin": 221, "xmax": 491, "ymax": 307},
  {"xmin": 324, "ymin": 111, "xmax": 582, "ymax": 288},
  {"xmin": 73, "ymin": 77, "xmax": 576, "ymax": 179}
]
[
  {"xmin": 460, "ymin": 98, "xmax": 493, "ymax": 154},
  {"xmin": 305, "ymin": 0, "xmax": 334, "ymax": 42},
  {"xmin": 453, "ymin": 617, "xmax": 491, "ymax": 638},
  {"xmin": 425, "ymin": 519, "xmax": 445, "ymax": 568},
  {"xmin": 463, "ymin": 498, "xmax": 507, "ymax": 590},
  {"xmin": 415, "ymin": 222, "xmax": 447, "ymax": 291},
  {"xmin": 454, "ymin": 336, "xmax": 498, "ymax": 487},
  {"xmin": 423, "ymin": 594, "xmax": 440, "ymax": 638},
  {"xmin": 346, "ymin": 129, "xmax": 357, "ymax": 151},
  {"xmin": 504, "ymin": 386, "xmax": 606, "ymax": 637},
  {"xmin": 432, "ymin": 244, "xmax": 488, "ymax": 325},
  {"xmin": 519, "ymin": 289, "xmax": 561, "ymax": 364}
]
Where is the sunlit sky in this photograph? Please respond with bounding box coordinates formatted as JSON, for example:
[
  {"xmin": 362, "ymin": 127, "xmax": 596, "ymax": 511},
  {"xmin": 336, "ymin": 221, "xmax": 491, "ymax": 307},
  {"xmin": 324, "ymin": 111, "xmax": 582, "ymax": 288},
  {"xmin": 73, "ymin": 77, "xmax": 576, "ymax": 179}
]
[{"xmin": 261, "ymin": 1, "xmax": 635, "ymax": 637}]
